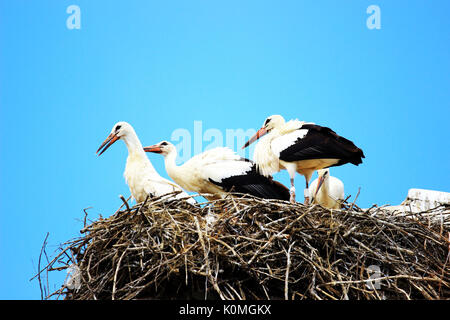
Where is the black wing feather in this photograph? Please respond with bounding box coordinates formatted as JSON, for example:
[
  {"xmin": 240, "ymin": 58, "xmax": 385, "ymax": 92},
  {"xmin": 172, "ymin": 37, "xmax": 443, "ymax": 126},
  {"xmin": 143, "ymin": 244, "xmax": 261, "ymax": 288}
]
[
  {"xmin": 209, "ymin": 159, "xmax": 290, "ymax": 201},
  {"xmin": 279, "ymin": 124, "xmax": 365, "ymax": 167}
]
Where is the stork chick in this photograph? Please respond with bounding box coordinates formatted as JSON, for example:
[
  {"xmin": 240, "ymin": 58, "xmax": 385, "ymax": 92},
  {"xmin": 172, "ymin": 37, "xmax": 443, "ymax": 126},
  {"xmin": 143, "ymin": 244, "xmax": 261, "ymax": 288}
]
[
  {"xmin": 144, "ymin": 141, "xmax": 290, "ymax": 201},
  {"xmin": 309, "ymin": 169, "xmax": 345, "ymax": 209}
]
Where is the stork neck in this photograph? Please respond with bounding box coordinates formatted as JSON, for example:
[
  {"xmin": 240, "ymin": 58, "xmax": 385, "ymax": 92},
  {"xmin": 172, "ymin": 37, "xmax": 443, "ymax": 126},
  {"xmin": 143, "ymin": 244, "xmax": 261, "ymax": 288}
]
[
  {"xmin": 270, "ymin": 128, "xmax": 283, "ymax": 139},
  {"xmin": 163, "ymin": 149, "xmax": 181, "ymax": 177},
  {"xmin": 120, "ymin": 130, "xmax": 159, "ymax": 180},
  {"xmin": 122, "ymin": 132, "xmax": 147, "ymax": 158},
  {"xmin": 260, "ymin": 129, "xmax": 281, "ymax": 146},
  {"xmin": 253, "ymin": 130, "xmax": 281, "ymax": 176}
]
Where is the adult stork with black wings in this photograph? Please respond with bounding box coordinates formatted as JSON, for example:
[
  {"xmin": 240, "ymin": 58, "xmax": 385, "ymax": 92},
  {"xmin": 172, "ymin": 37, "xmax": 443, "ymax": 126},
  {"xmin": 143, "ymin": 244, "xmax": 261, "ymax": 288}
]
[{"xmin": 242, "ymin": 115, "xmax": 365, "ymax": 204}]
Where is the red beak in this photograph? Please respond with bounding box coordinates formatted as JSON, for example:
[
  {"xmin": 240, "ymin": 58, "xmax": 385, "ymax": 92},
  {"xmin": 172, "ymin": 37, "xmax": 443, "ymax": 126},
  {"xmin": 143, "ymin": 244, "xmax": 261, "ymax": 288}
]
[
  {"xmin": 96, "ymin": 133, "xmax": 120, "ymax": 156},
  {"xmin": 143, "ymin": 144, "xmax": 162, "ymax": 153},
  {"xmin": 242, "ymin": 127, "xmax": 268, "ymax": 149}
]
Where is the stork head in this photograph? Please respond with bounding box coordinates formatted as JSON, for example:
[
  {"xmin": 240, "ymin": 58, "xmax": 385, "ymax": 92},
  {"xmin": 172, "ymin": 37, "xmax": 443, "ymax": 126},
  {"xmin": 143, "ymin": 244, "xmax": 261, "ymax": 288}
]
[
  {"xmin": 143, "ymin": 140, "xmax": 175, "ymax": 156},
  {"xmin": 242, "ymin": 115, "xmax": 286, "ymax": 149},
  {"xmin": 263, "ymin": 115, "xmax": 285, "ymax": 132},
  {"xmin": 96, "ymin": 121, "xmax": 134, "ymax": 156},
  {"xmin": 314, "ymin": 169, "xmax": 330, "ymax": 197}
]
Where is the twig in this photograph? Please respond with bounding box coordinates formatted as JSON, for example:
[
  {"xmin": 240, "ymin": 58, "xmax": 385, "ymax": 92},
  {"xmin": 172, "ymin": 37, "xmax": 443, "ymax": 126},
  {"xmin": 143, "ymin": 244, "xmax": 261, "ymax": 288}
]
[
  {"xmin": 284, "ymin": 241, "xmax": 295, "ymax": 300},
  {"xmin": 37, "ymin": 232, "xmax": 50, "ymax": 300},
  {"xmin": 119, "ymin": 195, "xmax": 131, "ymax": 212}
]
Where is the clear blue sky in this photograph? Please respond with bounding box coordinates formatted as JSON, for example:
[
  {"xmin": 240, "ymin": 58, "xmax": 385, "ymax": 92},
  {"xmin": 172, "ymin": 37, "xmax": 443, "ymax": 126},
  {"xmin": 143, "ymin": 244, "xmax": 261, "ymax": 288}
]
[{"xmin": 0, "ymin": 1, "xmax": 449, "ymax": 299}]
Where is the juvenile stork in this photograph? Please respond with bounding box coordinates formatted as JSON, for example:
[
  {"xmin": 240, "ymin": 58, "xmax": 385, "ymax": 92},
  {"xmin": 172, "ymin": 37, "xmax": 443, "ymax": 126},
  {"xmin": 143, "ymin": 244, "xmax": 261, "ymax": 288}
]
[
  {"xmin": 309, "ymin": 169, "xmax": 345, "ymax": 209},
  {"xmin": 96, "ymin": 122, "xmax": 194, "ymax": 204},
  {"xmin": 242, "ymin": 115, "xmax": 364, "ymax": 204},
  {"xmin": 143, "ymin": 141, "xmax": 290, "ymax": 201}
]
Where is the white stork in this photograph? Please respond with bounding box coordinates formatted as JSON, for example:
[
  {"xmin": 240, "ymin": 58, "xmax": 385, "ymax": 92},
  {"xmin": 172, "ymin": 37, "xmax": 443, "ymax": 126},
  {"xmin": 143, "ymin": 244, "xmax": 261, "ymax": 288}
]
[
  {"xmin": 309, "ymin": 169, "xmax": 345, "ymax": 209},
  {"xmin": 143, "ymin": 141, "xmax": 290, "ymax": 201},
  {"xmin": 242, "ymin": 115, "xmax": 364, "ymax": 204},
  {"xmin": 96, "ymin": 122, "xmax": 195, "ymax": 204}
]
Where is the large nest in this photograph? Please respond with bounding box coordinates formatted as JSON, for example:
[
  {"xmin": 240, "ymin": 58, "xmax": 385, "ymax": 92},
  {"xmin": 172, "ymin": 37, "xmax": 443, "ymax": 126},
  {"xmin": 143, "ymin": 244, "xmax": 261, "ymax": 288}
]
[{"xmin": 37, "ymin": 193, "xmax": 450, "ymax": 300}]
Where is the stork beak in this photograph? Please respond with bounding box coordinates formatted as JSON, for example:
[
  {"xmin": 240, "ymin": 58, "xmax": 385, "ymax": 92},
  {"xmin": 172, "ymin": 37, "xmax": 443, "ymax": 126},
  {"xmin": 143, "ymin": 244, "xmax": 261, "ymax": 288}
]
[
  {"xmin": 314, "ymin": 176, "xmax": 325, "ymax": 197},
  {"xmin": 242, "ymin": 127, "xmax": 268, "ymax": 149},
  {"xmin": 143, "ymin": 145, "xmax": 162, "ymax": 154},
  {"xmin": 96, "ymin": 133, "xmax": 120, "ymax": 156}
]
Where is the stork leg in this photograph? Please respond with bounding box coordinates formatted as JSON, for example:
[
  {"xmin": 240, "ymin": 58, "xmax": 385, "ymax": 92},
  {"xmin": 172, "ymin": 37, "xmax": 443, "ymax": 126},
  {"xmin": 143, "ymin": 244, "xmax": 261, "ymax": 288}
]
[
  {"xmin": 302, "ymin": 171, "xmax": 314, "ymax": 205},
  {"xmin": 304, "ymin": 181, "xmax": 310, "ymax": 205},
  {"xmin": 289, "ymin": 178, "xmax": 296, "ymax": 204},
  {"xmin": 285, "ymin": 165, "xmax": 297, "ymax": 204}
]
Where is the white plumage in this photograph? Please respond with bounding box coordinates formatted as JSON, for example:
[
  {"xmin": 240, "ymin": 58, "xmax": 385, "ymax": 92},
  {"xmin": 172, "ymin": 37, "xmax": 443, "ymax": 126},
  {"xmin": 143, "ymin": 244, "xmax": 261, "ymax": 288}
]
[
  {"xmin": 252, "ymin": 118, "xmax": 311, "ymax": 177},
  {"xmin": 270, "ymin": 129, "xmax": 309, "ymax": 158},
  {"xmin": 144, "ymin": 141, "xmax": 290, "ymax": 201},
  {"xmin": 144, "ymin": 143, "xmax": 252, "ymax": 200},
  {"xmin": 309, "ymin": 169, "xmax": 345, "ymax": 209},
  {"xmin": 243, "ymin": 115, "xmax": 364, "ymax": 204},
  {"xmin": 96, "ymin": 122, "xmax": 194, "ymax": 204}
]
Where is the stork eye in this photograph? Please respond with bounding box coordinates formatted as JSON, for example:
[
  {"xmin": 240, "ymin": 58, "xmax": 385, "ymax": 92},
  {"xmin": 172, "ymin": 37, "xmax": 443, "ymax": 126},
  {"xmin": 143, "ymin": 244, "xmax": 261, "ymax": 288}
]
[
  {"xmin": 115, "ymin": 125, "xmax": 122, "ymax": 132},
  {"xmin": 264, "ymin": 118, "xmax": 271, "ymax": 126},
  {"xmin": 160, "ymin": 142, "xmax": 168, "ymax": 146}
]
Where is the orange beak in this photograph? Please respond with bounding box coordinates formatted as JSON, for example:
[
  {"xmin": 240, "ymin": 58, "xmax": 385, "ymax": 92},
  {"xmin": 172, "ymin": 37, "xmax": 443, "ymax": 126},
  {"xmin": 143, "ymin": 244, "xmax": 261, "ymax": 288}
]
[
  {"xmin": 242, "ymin": 127, "xmax": 268, "ymax": 149},
  {"xmin": 314, "ymin": 175, "xmax": 325, "ymax": 197},
  {"xmin": 143, "ymin": 144, "xmax": 162, "ymax": 154},
  {"xmin": 96, "ymin": 133, "xmax": 120, "ymax": 156}
]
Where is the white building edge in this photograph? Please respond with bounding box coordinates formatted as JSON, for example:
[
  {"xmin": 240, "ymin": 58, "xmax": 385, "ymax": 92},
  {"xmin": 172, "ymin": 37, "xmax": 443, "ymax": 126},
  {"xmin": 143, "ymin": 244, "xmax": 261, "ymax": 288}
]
[{"xmin": 384, "ymin": 188, "xmax": 450, "ymax": 214}]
